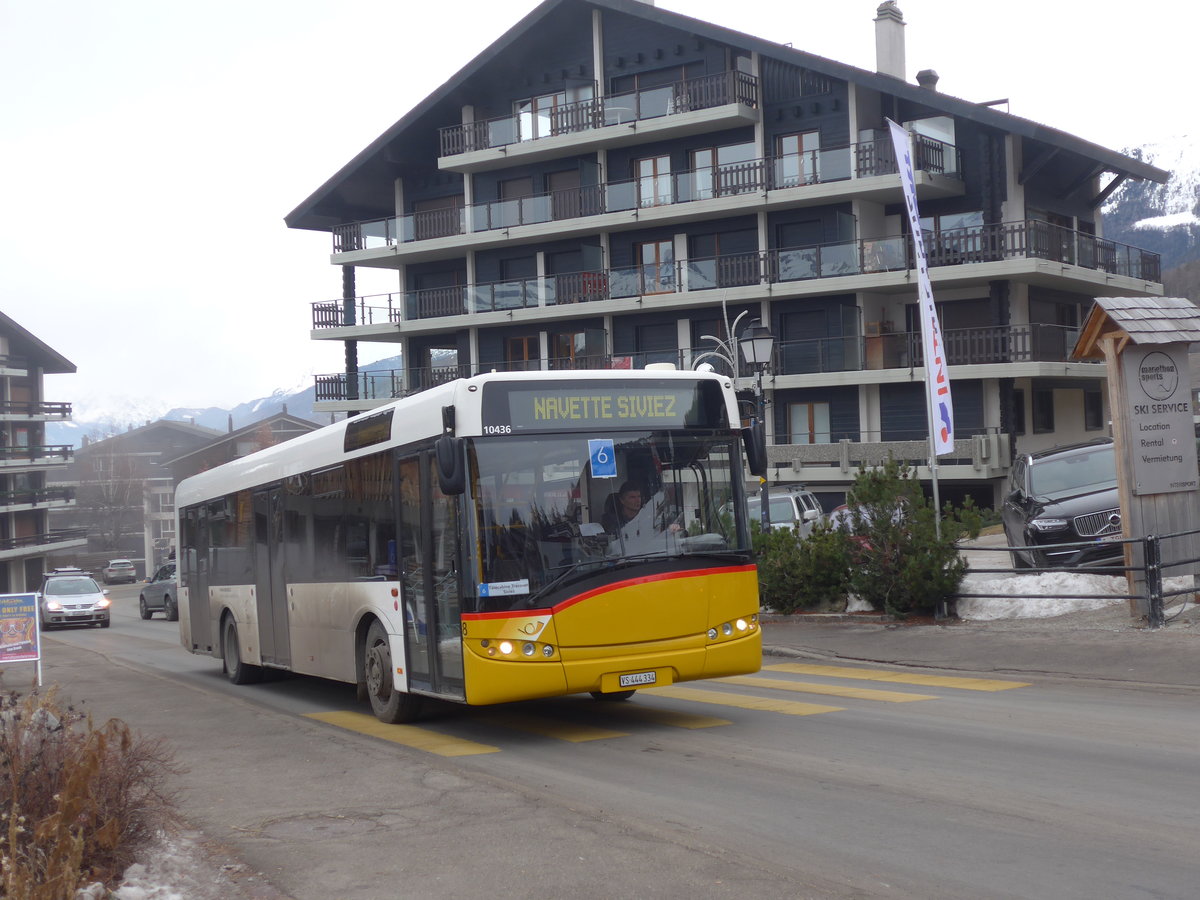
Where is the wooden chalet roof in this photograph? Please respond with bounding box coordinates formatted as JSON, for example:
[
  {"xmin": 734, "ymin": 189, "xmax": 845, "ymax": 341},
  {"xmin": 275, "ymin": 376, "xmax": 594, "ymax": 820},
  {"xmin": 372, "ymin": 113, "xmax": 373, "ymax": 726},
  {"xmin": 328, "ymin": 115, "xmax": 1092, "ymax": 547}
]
[{"xmin": 1073, "ymin": 297, "xmax": 1200, "ymax": 360}]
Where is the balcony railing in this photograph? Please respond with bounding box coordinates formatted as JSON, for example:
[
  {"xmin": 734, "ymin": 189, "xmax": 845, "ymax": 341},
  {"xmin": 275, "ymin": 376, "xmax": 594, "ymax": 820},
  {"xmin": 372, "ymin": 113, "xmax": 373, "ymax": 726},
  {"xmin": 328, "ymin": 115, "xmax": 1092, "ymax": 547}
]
[
  {"xmin": 313, "ymin": 321, "xmax": 1089, "ymax": 404},
  {"xmin": 0, "ymin": 445, "xmax": 73, "ymax": 463},
  {"xmin": 774, "ymin": 323, "xmax": 1089, "ymax": 376},
  {"xmin": 331, "ymin": 134, "xmax": 960, "ymax": 253},
  {"xmin": 0, "ymin": 401, "xmax": 72, "ymax": 418},
  {"xmin": 0, "ymin": 527, "xmax": 88, "ymax": 552},
  {"xmin": 0, "ymin": 486, "xmax": 75, "ymax": 507},
  {"xmin": 0, "ymin": 355, "xmax": 29, "ymax": 371},
  {"xmin": 315, "ymin": 220, "xmax": 1162, "ymax": 328},
  {"xmin": 438, "ymin": 71, "xmax": 758, "ymax": 157}
]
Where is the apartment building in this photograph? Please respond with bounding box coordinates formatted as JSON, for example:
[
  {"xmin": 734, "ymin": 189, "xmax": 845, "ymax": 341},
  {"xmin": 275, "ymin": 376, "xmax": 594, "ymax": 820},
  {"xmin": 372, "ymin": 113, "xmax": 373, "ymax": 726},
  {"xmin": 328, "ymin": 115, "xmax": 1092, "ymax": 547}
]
[
  {"xmin": 0, "ymin": 311, "xmax": 84, "ymax": 592},
  {"xmin": 285, "ymin": 0, "xmax": 1168, "ymax": 508}
]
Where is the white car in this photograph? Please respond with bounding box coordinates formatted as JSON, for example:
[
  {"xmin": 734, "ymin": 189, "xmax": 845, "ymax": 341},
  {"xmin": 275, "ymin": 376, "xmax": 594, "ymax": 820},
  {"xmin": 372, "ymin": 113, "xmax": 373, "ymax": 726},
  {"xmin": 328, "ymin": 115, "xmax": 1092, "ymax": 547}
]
[
  {"xmin": 39, "ymin": 573, "xmax": 111, "ymax": 629},
  {"xmin": 747, "ymin": 486, "xmax": 826, "ymax": 535}
]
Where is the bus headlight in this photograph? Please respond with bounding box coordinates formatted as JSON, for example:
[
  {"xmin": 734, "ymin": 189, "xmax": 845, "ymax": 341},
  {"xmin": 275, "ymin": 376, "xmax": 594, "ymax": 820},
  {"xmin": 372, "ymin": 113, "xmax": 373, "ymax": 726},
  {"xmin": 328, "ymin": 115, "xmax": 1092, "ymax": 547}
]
[
  {"xmin": 498, "ymin": 640, "xmax": 514, "ymax": 655},
  {"xmin": 721, "ymin": 622, "xmax": 733, "ymax": 636},
  {"xmin": 707, "ymin": 628, "xmax": 718, "ymax": 640},
  {"xmin": 542, "ymin": 644, "xmax": 554, "ymax": 658},
  {"xmin": 521, "ymin": 642, "xmax": 536, "ymax": 657},
  {"xmin": 735, "ymin": 618, "xmax": 748, "ymax": 632}
]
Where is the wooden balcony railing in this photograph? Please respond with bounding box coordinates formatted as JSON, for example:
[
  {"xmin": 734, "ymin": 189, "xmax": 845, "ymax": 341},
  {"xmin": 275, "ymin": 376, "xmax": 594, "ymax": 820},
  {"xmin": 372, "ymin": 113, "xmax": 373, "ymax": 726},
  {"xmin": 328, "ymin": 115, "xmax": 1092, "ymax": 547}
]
[
  {"xmin": 0, "ymin": 401, "xmax": 72, "ymax": 418},
  {"xmin": 0, "ymin": 445, "xmax": 73, "ymax": 463},
  {"xmin": 313, "ymin": 221, "xmax": 1162, "ymax": 329},
  {"xmin": 438, "ymin": 71, "xmax": 758, "ymax": 157},
  {"xmin": 0, "ymin": 486, "xmax": 74, "ymax": 508},
  {"xmin": 331, "ymin": 133, "xmax": 959, "ymax": 253}
]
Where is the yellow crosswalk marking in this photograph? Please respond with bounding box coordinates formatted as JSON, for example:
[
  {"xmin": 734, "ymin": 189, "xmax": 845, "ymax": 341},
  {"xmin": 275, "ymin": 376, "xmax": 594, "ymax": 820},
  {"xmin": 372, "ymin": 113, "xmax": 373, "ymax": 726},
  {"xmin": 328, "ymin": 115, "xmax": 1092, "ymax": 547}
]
[
  {"xmin": 717, "ymin": 675, "xmax": 938, "ymax": 703},
  {"xmin": 645, "ymin": 685, "xmax": 843, "ymax": 716},
  {"xmin": 594, "ymin": 704, "xmax": 731, "ymax": 730},
  {"xmin": 765, "ymin": 663, "xmax": 1030, "ymax": 692},
  {"xmin": 475, "ymin": 712, "xmax": 628, "ymax": 742},
  {"xmin": 304, "ymin": 711, "xmax": 500, "ymax": 756}
]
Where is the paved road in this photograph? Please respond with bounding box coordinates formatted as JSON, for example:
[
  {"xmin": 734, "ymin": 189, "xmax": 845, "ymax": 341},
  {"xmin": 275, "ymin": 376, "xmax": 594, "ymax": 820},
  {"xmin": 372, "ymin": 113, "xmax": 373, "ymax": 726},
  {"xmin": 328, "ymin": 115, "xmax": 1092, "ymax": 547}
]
[{"xmin": 13, "ymin": 585, "xmax": 1200, "ymax": 899}]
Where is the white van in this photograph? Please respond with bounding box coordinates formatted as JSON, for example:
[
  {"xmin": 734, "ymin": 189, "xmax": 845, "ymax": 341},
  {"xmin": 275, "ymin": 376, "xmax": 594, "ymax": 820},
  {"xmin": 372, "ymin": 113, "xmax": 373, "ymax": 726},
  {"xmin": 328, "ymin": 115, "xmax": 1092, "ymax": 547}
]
[{"xmin": 746, "ymin": 486, "xmax": 825, "ymax": 535}]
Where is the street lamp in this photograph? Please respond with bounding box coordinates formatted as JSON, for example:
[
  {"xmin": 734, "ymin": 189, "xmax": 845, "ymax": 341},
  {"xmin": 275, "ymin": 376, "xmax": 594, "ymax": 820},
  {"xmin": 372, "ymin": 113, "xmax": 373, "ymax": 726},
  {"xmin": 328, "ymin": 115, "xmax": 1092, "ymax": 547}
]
[{"xmin": 739, "ymin": 322, "xmax": 775, "ymax": 531}]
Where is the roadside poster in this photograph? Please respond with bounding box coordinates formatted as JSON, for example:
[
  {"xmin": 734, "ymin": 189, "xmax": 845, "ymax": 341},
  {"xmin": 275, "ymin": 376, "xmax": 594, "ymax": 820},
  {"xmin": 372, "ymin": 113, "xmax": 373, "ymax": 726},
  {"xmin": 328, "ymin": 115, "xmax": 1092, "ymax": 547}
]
[{"xmin": 0, "ymin": 592, "xmax": 41, "ymax": 663}]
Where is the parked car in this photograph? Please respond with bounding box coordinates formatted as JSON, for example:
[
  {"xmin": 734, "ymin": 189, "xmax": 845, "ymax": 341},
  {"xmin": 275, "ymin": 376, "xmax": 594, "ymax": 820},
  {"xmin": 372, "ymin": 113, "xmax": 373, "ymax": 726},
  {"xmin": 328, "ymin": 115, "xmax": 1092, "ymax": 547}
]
[
  {"xmin": 139, "ymin": 563, "xmax": 178, "ymax": 621},
  {"xmin": 1001, "ymin": 439, "xmax": 1122, "ymax": 569},
  {"xmin": 746, "ymin": 485, "xmax": 825, "ymax": 535},
  {"xmin": 101, "ymin": 558, "xmax": 137, "ymax": 584},
  {"xmin": 39, "ymin": 572, "xmax": 111, "ymax": 629}
]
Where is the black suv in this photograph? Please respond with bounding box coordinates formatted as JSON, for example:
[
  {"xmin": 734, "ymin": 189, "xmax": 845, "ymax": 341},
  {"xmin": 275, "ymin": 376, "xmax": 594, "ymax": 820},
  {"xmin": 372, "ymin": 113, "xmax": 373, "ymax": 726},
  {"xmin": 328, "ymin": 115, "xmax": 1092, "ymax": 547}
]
[{"xmin": 1002, "ymin": 439, "xmax": 1122, "ymax": 569}]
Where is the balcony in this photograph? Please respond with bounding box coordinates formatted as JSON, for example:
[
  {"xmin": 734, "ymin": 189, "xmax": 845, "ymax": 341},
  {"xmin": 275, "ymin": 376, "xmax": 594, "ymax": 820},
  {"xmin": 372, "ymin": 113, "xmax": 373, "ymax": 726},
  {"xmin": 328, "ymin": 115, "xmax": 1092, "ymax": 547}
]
[
  {"xmin": 773, "ymin": 323, "xmax": 1090, "ymax": 376},
  {"xmin": 437, "ymin": 72, "xmax": 759, "ymax": 171},
  {"xmin": 0, "ymin": 445, "xmax": 73, "ymax": 468},
  {"xmin": 330, "ymin": 135, "xmax": 961, "ymax": 256},
  {"xmin": 314, "ymin": 220, "xmax": 1161, "ymax": 330},
  {"xmin": 0, "ymin": 527, "xmax": 89, "ymax": 560},
  {"xmin": 0, "ymin": 400, "xmax": 72, "ymax": 420},
  {"xmin": 0, "ymin": 486, "xmax": 75, "ymax": 511},
  {"xmin": 0, "ymin": 355, "xmax": 29, "ymax": 374}
]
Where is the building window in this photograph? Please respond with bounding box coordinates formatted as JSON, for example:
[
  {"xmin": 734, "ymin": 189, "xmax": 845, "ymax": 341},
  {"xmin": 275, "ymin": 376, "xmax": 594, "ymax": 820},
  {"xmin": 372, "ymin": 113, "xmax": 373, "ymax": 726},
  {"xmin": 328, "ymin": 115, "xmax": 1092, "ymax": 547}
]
[
  {"xmin": 1084, "ymin": 391, "xmax": 1104, "ymax": 431},
  {"xmin": 690, "ymin": 141, "xmax": 757, "ymax": 198},
  {"xmin": 634, "ymin": 155, "xmax": 672, "ymax": 207},
  {"xmin": 1012, "ymin": 390, "xmax": 1026, "ymax": 436},
  {"xmin": 1032, "ymin": 390, "xmax": 1054, "ymax": 433},
  {"xmin": 634, "ymin": 240, "xmax": 675, "ymax": 294},
  {"xmin": 788, "ymin": 402, "xmax": 831, "ymax": 444},
  {"xmin": 774, "ymin": 131, "xmax": 820, "ymax": 187}
]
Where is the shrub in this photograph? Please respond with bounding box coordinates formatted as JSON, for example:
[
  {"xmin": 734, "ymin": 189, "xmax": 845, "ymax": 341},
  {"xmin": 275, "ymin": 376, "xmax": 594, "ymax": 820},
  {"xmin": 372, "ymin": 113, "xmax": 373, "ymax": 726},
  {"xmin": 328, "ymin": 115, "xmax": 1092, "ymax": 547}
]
[
  {"xmin": 754, "ymin": 521, "xmax": 853, "ymax": 614},
  {"xmin": 840, "ymin": 458, "xmax": 981, "ymax": 617},
  {"xmin": 0, "ymin": 685, "xmax": 183, "ymax": 896}
]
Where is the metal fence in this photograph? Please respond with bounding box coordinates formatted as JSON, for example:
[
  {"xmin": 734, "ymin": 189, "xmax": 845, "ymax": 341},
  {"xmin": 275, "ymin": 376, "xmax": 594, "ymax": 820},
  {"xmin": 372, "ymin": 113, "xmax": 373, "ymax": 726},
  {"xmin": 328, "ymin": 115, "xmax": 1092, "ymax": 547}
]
[{"xmin": 956, "ymin": 529, "xmax": 1200, "ymax": 628}]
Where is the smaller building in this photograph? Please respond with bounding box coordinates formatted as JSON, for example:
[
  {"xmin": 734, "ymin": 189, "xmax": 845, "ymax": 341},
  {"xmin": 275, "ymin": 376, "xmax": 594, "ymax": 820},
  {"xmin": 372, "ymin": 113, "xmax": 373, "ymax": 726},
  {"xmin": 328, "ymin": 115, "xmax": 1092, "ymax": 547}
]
[{"xmin": 0, "ymin": 311, "xmax": 84, "ymax": 592}]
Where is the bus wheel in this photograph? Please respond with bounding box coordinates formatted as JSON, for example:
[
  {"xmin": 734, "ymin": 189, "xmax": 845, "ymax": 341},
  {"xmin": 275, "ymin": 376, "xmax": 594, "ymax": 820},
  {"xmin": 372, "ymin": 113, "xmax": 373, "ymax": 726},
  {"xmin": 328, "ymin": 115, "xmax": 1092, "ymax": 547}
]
[
  {"xmin": 222, "ymin": 617, "xmax": 262, "ymax": 685},
  {"xmin": 364, "ymin": 621, "xmax": 422, "ymax": 724},
  {"xmin": 590, "ymin": 690, "xmax": 636, "ymax": 702}
]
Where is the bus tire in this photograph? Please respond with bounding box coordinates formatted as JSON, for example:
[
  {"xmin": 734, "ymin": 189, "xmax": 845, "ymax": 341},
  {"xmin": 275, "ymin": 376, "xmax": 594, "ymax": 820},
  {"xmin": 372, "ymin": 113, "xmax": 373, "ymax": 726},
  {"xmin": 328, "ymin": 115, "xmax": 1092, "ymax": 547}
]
[
  {"xmin": 222, "ymin": 616, "xmax": 263, "ymax": 685},
  {"xmin": 590, "ymin": 690, "xmax": 636, "ymax": 702},
  {"xmin": 364, "ymin": 621, "xmax": 422, "ymax": 724}
]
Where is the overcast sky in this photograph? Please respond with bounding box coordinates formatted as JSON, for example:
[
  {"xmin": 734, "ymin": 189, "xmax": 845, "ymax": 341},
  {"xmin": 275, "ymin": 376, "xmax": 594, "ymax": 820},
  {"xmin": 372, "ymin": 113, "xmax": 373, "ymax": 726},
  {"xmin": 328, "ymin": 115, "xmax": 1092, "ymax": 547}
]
[{"xmin": 2, "ymin": 0, "xmax": 1194, "ymax": 416}]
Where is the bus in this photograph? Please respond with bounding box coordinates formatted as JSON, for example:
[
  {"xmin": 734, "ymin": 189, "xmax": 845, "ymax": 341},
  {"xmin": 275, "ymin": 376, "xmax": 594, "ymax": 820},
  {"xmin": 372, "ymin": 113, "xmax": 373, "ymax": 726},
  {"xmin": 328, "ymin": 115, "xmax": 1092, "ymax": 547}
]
[{"xmin": 175, "ymin": 369, "xmax": 763, "ymax": 723}]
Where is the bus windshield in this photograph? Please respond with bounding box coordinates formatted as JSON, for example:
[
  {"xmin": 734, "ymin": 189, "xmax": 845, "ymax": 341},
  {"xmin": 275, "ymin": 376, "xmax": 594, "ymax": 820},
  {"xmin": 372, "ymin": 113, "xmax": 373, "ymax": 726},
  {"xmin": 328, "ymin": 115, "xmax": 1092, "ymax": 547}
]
[{"xmin": 468, "ymin": 431, "xmax": 748, "ymax": 611}]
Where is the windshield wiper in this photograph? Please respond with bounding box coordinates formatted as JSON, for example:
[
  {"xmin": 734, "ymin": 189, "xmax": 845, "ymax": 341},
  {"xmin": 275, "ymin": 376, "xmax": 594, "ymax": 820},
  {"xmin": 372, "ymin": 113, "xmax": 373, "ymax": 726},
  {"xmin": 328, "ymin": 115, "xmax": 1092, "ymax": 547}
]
[{"xmin": 518, "ymin": 557, "xmax": 607, "ymax": 608}]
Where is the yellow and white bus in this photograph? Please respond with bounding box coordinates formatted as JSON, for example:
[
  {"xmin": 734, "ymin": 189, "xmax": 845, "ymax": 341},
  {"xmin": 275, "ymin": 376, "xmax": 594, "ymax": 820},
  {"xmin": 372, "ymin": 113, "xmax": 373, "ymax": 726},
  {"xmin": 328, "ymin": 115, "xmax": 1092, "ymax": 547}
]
[{"xmin": 176, "ymin": 369, "xmax": 762, "ymax": 722}]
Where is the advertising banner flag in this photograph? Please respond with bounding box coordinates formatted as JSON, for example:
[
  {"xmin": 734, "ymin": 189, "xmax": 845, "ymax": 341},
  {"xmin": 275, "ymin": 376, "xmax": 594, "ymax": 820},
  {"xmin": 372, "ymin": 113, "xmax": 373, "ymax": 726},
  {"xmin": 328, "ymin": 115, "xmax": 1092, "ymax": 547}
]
[
  {"xmin": 887, "ymin": 119, "xmax": 955, "ymax": 455},
  {"xmin": 0, "ymin": 593, "xmax": 41, "ymax": 663}
]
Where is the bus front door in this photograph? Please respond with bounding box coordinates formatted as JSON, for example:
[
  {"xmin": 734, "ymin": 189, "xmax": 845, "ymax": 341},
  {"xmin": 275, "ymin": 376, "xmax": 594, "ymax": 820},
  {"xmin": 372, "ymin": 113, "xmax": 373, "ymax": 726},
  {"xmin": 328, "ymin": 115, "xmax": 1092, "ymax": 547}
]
[
  {"xmin": 397, "ymin": 452, "xmax": 464, "ymax": 700},
  {"xmin": 253, "ymin": 487, "xmax": 291, "ymax": 667}
]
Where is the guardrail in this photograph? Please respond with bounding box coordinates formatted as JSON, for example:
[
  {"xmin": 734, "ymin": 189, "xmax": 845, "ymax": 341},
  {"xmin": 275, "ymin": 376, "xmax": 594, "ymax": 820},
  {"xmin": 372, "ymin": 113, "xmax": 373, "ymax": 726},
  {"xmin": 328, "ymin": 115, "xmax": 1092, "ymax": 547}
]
[{"xmin": 957, "ymin": 529, "xmax": 1200, "ymax": 628}]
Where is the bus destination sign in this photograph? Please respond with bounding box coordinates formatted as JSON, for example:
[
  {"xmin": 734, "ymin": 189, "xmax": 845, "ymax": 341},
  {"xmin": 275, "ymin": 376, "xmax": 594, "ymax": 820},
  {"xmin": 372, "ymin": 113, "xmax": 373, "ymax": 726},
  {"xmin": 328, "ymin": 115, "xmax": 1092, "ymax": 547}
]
[{"xmin": 481, "ymin": 380, "xmax": 727, "ymax": 433}]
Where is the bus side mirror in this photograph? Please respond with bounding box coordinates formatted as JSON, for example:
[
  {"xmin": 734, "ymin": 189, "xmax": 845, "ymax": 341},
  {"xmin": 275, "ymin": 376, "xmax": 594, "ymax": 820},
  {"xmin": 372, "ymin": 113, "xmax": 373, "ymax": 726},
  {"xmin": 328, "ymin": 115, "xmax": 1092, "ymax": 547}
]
[
  {"xmin": 742, "ymin": 420, "xmax": 767, "ymax": 478},
  {"xmin": 435, "ymin": 434, "xmax": 466, "ymax": 494}
]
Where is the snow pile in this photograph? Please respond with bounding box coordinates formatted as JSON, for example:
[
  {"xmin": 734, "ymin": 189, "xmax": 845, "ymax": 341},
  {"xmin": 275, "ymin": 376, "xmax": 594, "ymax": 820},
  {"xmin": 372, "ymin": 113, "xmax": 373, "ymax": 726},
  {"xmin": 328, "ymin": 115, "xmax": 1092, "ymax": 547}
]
[
  {"xmin": 113, "ymin": 831, "xmax": 242, "ymax": 900},
  {"xmin": 956, "ymin": 570, "xmax": 1127, "ymax": 620}
]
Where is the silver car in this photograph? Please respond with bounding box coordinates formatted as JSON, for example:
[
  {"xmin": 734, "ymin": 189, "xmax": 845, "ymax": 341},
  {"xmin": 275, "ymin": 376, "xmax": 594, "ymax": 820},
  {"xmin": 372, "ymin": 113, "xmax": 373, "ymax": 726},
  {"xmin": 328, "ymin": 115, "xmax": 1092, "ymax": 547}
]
[
  {"xmin": 139, "ymin": 563, "xmax": 178, "ymax": 621},
  {"xmin": 39, "ymin": 574, "xmax": 111, "ymax": 629}
]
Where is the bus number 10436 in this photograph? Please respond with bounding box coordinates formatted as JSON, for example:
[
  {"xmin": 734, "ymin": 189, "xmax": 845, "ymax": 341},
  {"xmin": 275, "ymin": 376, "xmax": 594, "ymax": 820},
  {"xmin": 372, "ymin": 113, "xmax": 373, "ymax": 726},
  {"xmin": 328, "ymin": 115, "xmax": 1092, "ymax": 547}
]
[{"xmin": 483, "ymin": 424, "xmax": 512, "ymax": 434}]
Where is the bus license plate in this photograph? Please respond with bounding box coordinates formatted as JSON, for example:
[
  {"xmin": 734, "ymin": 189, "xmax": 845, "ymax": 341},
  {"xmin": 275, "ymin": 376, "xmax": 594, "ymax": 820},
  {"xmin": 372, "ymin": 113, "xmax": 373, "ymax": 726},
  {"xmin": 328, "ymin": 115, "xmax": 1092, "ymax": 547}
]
[{"xmin": 619, "ymin": 671, "xmax": 656, "ymax": 688}]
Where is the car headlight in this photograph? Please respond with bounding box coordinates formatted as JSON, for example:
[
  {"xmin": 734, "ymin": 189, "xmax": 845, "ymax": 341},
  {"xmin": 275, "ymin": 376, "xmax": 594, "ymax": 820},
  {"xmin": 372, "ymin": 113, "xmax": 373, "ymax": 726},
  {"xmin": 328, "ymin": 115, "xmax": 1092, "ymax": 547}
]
[
  {"xmin": 1029, "ymin": 517, "xmax": 1069, "ymax": 533},
  {"xmin": 45, "ymin": 600, "xmax": 63, "ymax": 611},
  {"xmin": 96, "ymin": 597, "xmax": 111, "ymax": 609}
]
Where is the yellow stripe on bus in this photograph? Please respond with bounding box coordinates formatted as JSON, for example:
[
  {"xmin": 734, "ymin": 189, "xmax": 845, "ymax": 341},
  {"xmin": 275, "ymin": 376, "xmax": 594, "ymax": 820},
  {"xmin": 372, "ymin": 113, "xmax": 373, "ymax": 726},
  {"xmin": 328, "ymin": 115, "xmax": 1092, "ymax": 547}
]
[
  {"xmin": 765, "ymin": 663, "xmax": 1031, "ymax": 692},
  {"xmin": 717, "ymin": 675, "xmax": 938, "ymax": 703},
  {"xmin": 644, "ymin": 685, "xmax": 843, "ymax": 716},
  {"xmin": 474, "ymin": 712, "xmax": 629, "ymax": 742},
  {"xmin": 304, "ymin": 711, "xmax": 500, "ymax": 756}
]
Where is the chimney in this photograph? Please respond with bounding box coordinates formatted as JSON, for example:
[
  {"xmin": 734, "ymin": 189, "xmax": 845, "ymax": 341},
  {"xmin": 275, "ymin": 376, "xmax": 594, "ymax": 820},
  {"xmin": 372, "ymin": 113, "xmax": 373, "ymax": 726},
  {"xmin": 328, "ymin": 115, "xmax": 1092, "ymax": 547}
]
[
  {"xmin": 916, "ymin": 69, "xmax": 939, "ymax": 91},
  {"xmin": 874, "ymin": 1, "xmax": 906, "ymax": 80}
]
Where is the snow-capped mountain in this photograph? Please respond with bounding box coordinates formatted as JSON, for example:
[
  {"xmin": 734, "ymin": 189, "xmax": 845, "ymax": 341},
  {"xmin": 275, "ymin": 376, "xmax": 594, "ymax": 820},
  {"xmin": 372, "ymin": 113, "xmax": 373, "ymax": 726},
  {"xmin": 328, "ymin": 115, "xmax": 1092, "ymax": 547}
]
[{"xmin": 1102, "ymin": 135, "xmax": 1200, "ymax": 273}]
